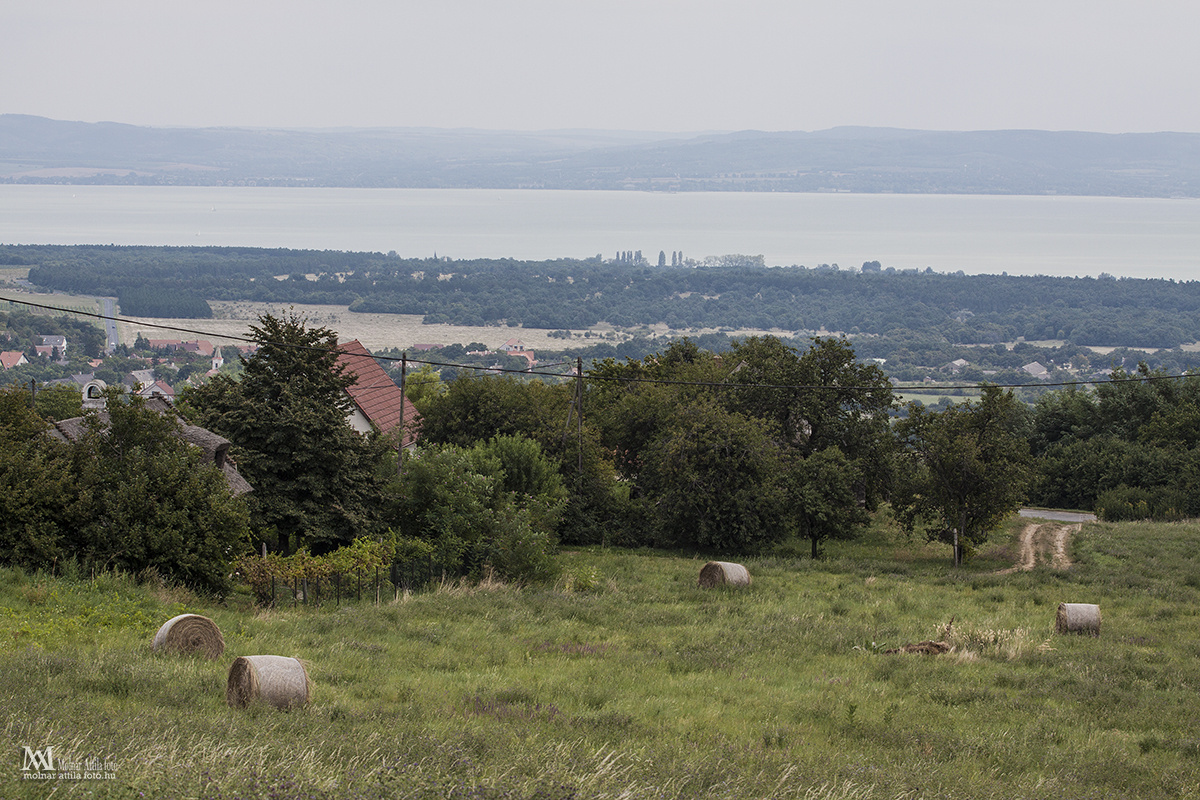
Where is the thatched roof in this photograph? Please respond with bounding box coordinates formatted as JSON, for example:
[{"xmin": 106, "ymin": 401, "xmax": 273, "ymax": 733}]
[{"xmin": 50, "ymin": 407, "xmax": 252, "ymax": 496}]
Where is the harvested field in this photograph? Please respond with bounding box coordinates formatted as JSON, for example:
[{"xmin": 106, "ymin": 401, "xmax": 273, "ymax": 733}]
[{"xmin": 116, "ymin": 300, "xmax": 794, "ymax": 354}]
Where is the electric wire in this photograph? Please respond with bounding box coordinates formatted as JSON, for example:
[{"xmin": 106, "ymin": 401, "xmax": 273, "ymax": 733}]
[{"xmin": 3, "ymin": 294, "xmax": 1196, "ymax": 395}]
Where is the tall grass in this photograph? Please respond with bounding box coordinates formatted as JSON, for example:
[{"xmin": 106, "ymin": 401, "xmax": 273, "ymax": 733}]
[{"xmin": 3, "ymin": 516, "xmax": 1200, "ymax": 798}]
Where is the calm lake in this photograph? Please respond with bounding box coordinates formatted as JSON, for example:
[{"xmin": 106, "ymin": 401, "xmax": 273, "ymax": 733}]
[{"xmin": 3, "ymin": 185, "xmax": 1198, "ymax": 281}]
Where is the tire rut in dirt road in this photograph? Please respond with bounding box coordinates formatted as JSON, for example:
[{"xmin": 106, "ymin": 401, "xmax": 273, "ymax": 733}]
[{"xmin": 997, "ymin": 521, "xmax": 1077, "ymax": 573}]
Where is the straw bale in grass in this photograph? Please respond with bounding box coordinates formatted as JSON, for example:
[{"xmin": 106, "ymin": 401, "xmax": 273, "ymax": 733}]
[
  {"xmin": 151, "ymin": 614, "xmax": 225, "ymax": 660},
  {"xmin": 226, "ymin": 655, "xmax": 312, "ymax": 710},
  {"xmin": 698, "ymin": 561, "xmax": 751, "ymax": 588},
  {"xmin": 1055, "ymin": 603, "xmax": 1101, "ymax": 636}
]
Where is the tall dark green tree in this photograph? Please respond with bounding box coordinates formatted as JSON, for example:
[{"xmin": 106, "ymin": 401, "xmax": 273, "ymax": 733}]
[
  {"xmin": 181, "ymin": 311, "xmax": 391, "ymax": 554},
  {"xmin": 893, "ymin": 386, "xmax": 1033, "ymax": 565},
  {"xmin": 588, "ymin": 339, "xmax": 796, "ymax": 551},
  {"xmin": 635, "ymin": 397, "xmax": 790, "ymax": 551}
]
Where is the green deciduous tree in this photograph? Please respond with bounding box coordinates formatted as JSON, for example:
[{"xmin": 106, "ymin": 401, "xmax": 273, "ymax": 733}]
[
  {"xmin": 392, "ymin": 436, "xmax": 563, "ymax": 582},
  {"xmin": 893, "ymin": 386, "xmax": 1033, "ymax": 565},
  {"xmin": 723, "ymin": 336, "xmax": 897, "ymax": 509},
  {"xmin": 0, "ymin": 386, "xmax": 74, "ymax": 569},
  {"xmin": 68, "ymin": 390, "xmax": 251, "ymax": 593},
  {"xmin": 1, "ymin": 386, "xmax": 250, "ymax": 593},
  {"xmin": 418, "ymin": 373, "xmax": 624, "ymax": 546},
  {"xmin": 634, "ymin": 397, "xmax": 789, "ymax": 551},
  {"xmin": 788, "ymin": 446, "xmax": 870, "ymax": 559}
]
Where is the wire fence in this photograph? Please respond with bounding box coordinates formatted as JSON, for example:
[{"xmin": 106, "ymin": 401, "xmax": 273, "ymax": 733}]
[{"xmin": 243, "ymin": 555, "xmax": 464, "ymax": 608}]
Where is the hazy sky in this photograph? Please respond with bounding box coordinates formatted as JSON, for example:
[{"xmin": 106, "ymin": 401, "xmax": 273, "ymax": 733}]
[{"xmin": 5, "ymin": 1, "xmax": 1200, "ymax": 134}]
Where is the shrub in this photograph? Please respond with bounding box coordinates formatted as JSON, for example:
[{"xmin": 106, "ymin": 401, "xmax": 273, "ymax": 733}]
[{"xmin": 1095, "ymin": 485, "xmax": 1189, "ymax": 522}]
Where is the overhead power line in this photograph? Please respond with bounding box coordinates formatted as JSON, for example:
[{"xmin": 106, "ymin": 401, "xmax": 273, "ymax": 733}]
[{"xmin": 4, "ymin": 294, "xmax": 1197, "ymax": 395}]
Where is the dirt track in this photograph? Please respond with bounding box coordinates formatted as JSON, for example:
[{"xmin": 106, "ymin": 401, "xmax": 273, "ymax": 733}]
[{"xmin": 996, "ymin": 520, "xmax": 1077, "ymax": 574}]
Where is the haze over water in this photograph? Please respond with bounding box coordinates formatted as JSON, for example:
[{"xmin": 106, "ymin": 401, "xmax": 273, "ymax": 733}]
[{"xmin": 3, "ymin": 185, "xmax": 1198, "ymax": 282}]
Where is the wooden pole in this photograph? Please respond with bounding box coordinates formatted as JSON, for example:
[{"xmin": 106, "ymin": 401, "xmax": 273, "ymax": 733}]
[
  {"xmin": 398, "ymin": 351, "xmax": 408, "ymax": 476},
  {"xmin": 576, "ymin": 356, "xmax": 584, "ymax": 477}
]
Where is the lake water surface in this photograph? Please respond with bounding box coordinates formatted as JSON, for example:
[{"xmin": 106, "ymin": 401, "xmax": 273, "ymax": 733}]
[{"xmin": 2, "ymin": 185, "xmax": 1198, "ymax": 281}]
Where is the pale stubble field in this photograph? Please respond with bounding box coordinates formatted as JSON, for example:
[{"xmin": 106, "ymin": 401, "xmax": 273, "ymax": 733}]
[
  {"xmin": 118, "ymin": 300, "xmax": 621, "ymax": 353},
  {"xmin": 117, "ymin": 300, "xmax": 792, "ymax": 355}
]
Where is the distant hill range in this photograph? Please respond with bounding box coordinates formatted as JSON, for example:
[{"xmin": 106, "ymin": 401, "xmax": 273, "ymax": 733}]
[{"xmin": 3, "ymin": 114, "xmax": 1199, "ymax": 196}]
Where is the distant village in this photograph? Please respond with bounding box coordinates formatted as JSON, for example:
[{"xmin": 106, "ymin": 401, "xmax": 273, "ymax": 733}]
[
  {"xmin": 1, "ymin": 328, "xmax": 544, "ymax": 438},
  {"xmin": 2, "ymin": 333, "xmax": 253, "ymax": 403}
]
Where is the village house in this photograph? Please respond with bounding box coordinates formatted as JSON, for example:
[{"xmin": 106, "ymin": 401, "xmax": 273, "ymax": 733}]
[
  {"xmin": 143, "ymin": 338, "xmax": 215, "ymax": 357},
  {"xmin": 335, "ymin": 339, "xmax": 421, "ymax": 448},
  {"xmin": 123, "ymin": 368, "xmax": 157, "ymax": 390},
  {"xmin": 1, "ymin": 350, "xmax": 28, "ymax": 370},
  {"xmin": 944, "ymin": 358, "xmax": 969, "ymax": 373},
  {"xmin": 134, "ymin": 380, "xmax": 177, "ymax": 402},
  {"xmin": 500, "ymin": 337, "xmax": 537, "ymax": 370},
  {"xmin": 45, "ymin": 373, "xmax": 99, "ymax": 394},
  {"xmin": 47, "ymin": 392, "xmax": 252, "ymax": 496},
  {"xmin": 39, "ymin": 335, "xmax": 67, "ymax": 357},
  {"xmin": 1022, "ymin": 361, "xmax": 1050, "ymax": 379}
]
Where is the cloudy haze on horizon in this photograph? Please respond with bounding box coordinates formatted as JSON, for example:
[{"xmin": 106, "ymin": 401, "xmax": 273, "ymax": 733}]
[{"xmin": 4, "ymin": 1, "xmax": 1200, "ymax": 134}]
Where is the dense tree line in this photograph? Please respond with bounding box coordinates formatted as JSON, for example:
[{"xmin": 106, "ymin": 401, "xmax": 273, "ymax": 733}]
[
  {"xmin": 2, "ymin": 310, "xmax": 1195, "ymax": 595},
  {"xmin": 11, "ymin": 244, "xmax": 1200, "ymax": 348},
  {"xmin": 117, "ymin": 287, "xmax": 212, "ymax": 318},
  {"xmin": 1028, "ymin": 365, "xmax": 1200, "ymax": 520}
]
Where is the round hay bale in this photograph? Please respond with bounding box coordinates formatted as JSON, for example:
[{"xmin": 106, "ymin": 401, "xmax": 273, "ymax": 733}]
[
  {"xmin": 152, "ymin": 614, "xmax": 225, "ymax": 660},
  {"xmin": 1056, "ymin": 603, "xmax": 1101, "ymax": 636},
  {"xmin": 698, "ymin": 561, "xmax": 751, "ymax": 588},
  {"xmin": 226, "ymin": 655, "xmax": 312, "ymax": 710}
]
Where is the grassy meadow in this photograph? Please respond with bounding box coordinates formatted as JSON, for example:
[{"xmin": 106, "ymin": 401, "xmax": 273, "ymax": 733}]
[{"xmin": 3, "ymin": 515, "xmax": 1200, "ymax": 799}]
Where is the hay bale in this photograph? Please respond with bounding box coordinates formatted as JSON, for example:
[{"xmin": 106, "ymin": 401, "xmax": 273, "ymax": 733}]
[
  {"xmin": 152, "ymin": 614, "xmax": 225, "ymax": 660},
  {"xmin": 1056, "ymin": 603, "xmax": 1101, "ymax": 636},
  {"xmin": 226, "ymin": 655, "xmax": 312, "ymax": 710},
  {"xmin": 698, "ymin": 561, "xmax": 751, "ymax": 588}
]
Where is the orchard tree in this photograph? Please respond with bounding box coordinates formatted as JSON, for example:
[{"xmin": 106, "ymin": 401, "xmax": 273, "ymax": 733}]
[
  {"xmin": 634, "ymin": 397, "xmax": 790, "ymax": 551},
  {"xmin": 788, "ymin": 446, "xmax": 869, "ymax": 559},
  {"xmin": 418, "ymin": 373, "xmax": 625, "ymax": 546},
  {"xmin": 893, "ymin": 386, "xmax": 1033, "ymax": 565},
  {"xmin": 180, "ymin": 311, "xmax": 392, "ymax": 555},
  {"xmin": 723, "ymin": 336, "xmax": 896, "ymax": 508},
  {"xmin": 589, "ymin": 340, "xmax": 793, "ymax": 551}
]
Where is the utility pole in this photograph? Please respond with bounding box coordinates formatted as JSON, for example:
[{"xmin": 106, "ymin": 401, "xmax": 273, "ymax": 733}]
[
  {"xmin": 576, "ymin": 357, "xmax": 584, "ymax": 477},
  {"xmin": 398, "ymin": 351, "xmax": 407, "ymax": 477}
]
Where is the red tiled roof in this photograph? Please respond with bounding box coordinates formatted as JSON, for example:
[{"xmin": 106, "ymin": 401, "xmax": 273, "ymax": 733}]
[
  {"xmin": 335, "ymin": 340, "xmax": 421, "ymax": 445},
  {"xmin": 1, "ymin": 351, "xmax": 27, "ymax": 370},
  {"xmin": 180, "ymin": 340, "xmax": 215, "ymax": 356}
]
